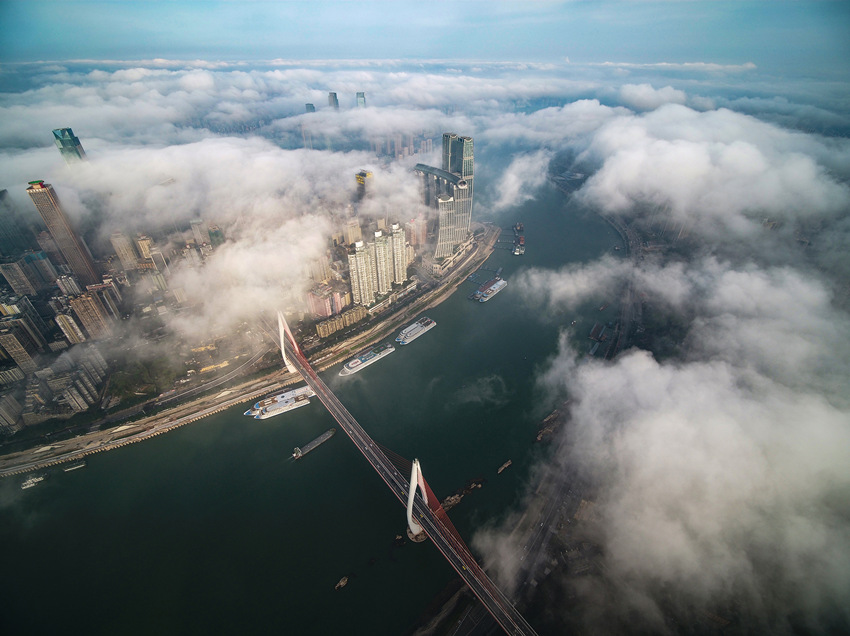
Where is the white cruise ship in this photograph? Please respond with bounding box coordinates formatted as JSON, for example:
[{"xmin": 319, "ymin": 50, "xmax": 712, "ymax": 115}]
[
  {"xmin": 479, "ymin": 279, "xmax": 508, "ymax": 302},
  {"xmin": 244, "ymin": 386, "xmax": 315, "ymax": 420},
  {"xmin": 395, "ymin": 317, "xmax": 436, "ymax": 345}
]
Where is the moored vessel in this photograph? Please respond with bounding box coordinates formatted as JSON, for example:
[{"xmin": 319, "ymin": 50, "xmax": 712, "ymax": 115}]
[
  {"xmin": 339, "ymin": 342, "xmax": 395, "ymax": 376},
  {"xmin": 479, "ymin": 279, "xmax": 508, "ymax": 302},
  {"xmin": 21, "ymin": 475, "xmax": 45, "ymax": 489},
  {"xmin": 395, "ymin": 317, "xmax": 436, "ymax": 345},
  {"xmin": 244, "ymin": 385, "xmax": 316, "ymax": 419},
  {"xmin": 64, "ymin": 461, "xmax": 87, "ymax": 472}
]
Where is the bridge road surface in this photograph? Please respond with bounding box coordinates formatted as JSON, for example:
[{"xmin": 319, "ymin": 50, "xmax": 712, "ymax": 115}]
[{"xmin": 283, "ymin": 339, "xmax": 539, "ymax": 636}]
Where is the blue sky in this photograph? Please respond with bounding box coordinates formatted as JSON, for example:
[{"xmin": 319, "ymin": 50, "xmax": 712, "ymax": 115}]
[{"xmin": 2, "ymin": 1, "xmax": 848, "ymax": 75}]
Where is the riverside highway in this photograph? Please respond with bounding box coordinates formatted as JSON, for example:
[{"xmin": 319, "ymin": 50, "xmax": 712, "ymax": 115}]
[{"xmin": 282, "ymin": 336, "xmax": 539, "ymax": 636}]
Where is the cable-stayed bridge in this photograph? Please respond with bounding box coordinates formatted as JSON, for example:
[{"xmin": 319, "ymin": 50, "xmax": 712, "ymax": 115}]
[{"xmin": 274, "ymin": 313, "xmax": 538, "ymax": 636}]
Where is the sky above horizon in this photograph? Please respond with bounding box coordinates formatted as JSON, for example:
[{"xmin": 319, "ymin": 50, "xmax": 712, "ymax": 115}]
[{"xmin": 1, "ymin": 1, "xmax": 849, "ymax": 76}]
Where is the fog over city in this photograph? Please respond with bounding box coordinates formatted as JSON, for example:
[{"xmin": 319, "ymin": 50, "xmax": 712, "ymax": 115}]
[{"xmin": 2, "ymin": 38, "xmax": 849, "ymax": 634}]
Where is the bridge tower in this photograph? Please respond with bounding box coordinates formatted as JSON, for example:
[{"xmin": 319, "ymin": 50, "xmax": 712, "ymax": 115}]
[
  {"xmin": 277, "ymin": 311, "xmax": 298, "ymax": 375},
  {"xmin": 406, "ymin": 459, "xmax": 428, "ymax": 542}
]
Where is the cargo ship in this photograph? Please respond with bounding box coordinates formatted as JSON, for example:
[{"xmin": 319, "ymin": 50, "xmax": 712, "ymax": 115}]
[
  {"xmin": 21, "ymin": 475, "xmax": 44, "ymax": 489},
  {"xmin": 292, "ymin": 428, "xmax": 336, "ymax": 459},
  {"xmin": 478, "ymin": 279, "xmax": 508, "ymax": 303},
  {"xmin": 395, "ymin": 317, "xmax": 436, "ymax": 345},
  {"xmin": 339, "ymin": 342, "xmax": 395, "ymax": 376},
  {"xmin": 244, "ymin": 386, "xmax": 316, "ymax": 419}
]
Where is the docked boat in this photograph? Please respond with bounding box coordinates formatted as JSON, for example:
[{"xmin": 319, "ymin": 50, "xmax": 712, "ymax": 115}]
[
  {"xmin": 497, "ymin": 460, "xmax": 512, "ymax": 474},
  {"xmin": 395, "ymin": 317, "xmax": 436, "ymax": 345},
  {"xmin": 244, "ymin": 386, "xmax": 316, "ymax": 419},
  {"xmin": 63, "ymin": 461, "xmax": 87, "ymax": 472},
  {"xmin": 21, "ymin": 475, "xmax": 44, "ymax": 489},
  {"xmin": 479, "ymin": 279, "xmax": 508, "ymax": 303},
  {"xmin": 339, "ymin": 343, "xmax": 395, "ymax": 376}
]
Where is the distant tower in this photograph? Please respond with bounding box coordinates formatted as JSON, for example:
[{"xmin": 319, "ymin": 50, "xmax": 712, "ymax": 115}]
[
  {"xmin": 328, "ymin": 92, "xmax": 339, "ymax": 110},
  {"xmin": 344, "ymin": 218, "xmax": 362, "ymax": 246},
  {"xmin": 0, "ymin": 190, "xmax": 34, "ymax": 257},
  {"xmin": 52, "ymin": 128, "xmax": 87, "ymax": 165},
  {"xmin": 356, "ymin": 92, "xmax": 366, "ymax": 108},
  {"xmin": 305, "ymin": 103, "xmax": 316, "ymax": 113},
  {"xmin": 26, "ymin": 181, "xmax": 99, "ymax": 286},
  {"xmin": 110, "ymin": 231, "xmax": 138, "ymax": 272},
  {"xmin": 355, "ymin": 170, "xmax": 372, "ymax": 202}
]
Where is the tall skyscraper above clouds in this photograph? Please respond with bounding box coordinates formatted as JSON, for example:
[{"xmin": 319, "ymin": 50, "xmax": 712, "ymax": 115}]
[{"xmin": 52, "ymin": 128, "xmax": 87, "ymax": 165}]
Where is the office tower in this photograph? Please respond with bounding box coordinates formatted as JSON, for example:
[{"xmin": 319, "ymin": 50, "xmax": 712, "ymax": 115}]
[
  {"xmin": 190, "ymin": 218, "xmax": 211, "ymax": 245},
  {"xmin": 373, "ymin": 231, "xmax": 392, "ymax": 295},
  {"xmin": 0, "ymin": 323, "xmax": 41, "ymax": 374},
  {"xmin": 0, "ymin": 252, "xmax": 57, "ymax": 296},
  {"xmin": 390, "ymin": 223, "xmax": 407, "ymax": 284},
  {"xmin": 305, "ymin": 103, "xmax": 316, "ymax": 113},
  {"xmin": 356, "ymin": 92, "xmax": 366, "ymax": 108},
  {"xmin": 355, "ymin": 170, "xmax": 372, "ymax": 202},
  {"xmin": 55, "ymin": 312, "xmax": 86, "ymax": 344},
  {"xmin": 328, "ymin": 92, "xmax": 339, "ymax": 110},
  {"xmin": 0, "ymin": 190, "xmax": 34, "ymax": 257},
  {"xmin": 26, "ymin": 181, "xmax": 99, "ymax": 286},
  {"xmin": 348, "ymin": 240, "xmax": 376, "ymax": 306},
  {"xmin": 442, "ymin": 132, "xmax": 474, "ymax": 199},
  {"xmin": 344, "ymin": 218, "xmax": 362, "ymax": 246},
  {"xmin": 69, "ymin": 292, "xmax": 113, "ymax": 339},
  {"xmin": 110, "ymin": 231, "xmax": 138, "ymax": 272},
  {"xmin": 53, "ymin": 128, "xmax": 87, "ymax": 165}
]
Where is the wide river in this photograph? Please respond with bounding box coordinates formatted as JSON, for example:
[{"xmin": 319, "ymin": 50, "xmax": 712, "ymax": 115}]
[{"xmin": 0, "ymin": 181, "xmax": 621, "ymax": 635}]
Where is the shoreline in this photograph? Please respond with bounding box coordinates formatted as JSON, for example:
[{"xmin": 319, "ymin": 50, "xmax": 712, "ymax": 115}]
[{"xmin": 0, "ymin": 224, "xmax": 501, "ymax": 478}]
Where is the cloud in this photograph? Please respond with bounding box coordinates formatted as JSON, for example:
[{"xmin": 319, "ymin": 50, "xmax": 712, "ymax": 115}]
[
  {"xmin": 451, "ymin": 374, "xmax": 510, "ymax": 408},
  {"xmin": 492, "ymin": 149, "xmax": 553, "ymax": 211},
  {"xmin": 618, "ymin": 83, "xmax": 687, "ymax": 111}
]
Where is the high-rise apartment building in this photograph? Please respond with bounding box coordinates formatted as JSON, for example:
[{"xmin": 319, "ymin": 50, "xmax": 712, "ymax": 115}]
[
  {"xmin": 134, "ymin": 235, "xmax": 153, "ymax": 259},
  {"xmin": 69, "ymin": 292, "xmax": 113, "ymax": 339},
  {"xmin": 373, "ymin": 231, "xmax": 392, "ymax": 295},
  {"xmin": 344, "ymin": 218, "xmax": 362, "ymax": 246},
  {"xmin": 0, "ymin": 252, "xmax": 57, "ymax": 296},
  {"xmin": 348, "ymin": 240, "xmax": 376, "ymax": 306},
  {"xmin": 390, "ymin": 223, "xmax": 407, "ymax": 284},
  {"xmin": 328, "ymin": 92, "xmax": 339, "ymax": 110},
  {"xmin": 110, "ymin": 231, "xmax": 138, "ymax": 271},
  {"xmin": 53, "ymin": 128, "xmax": 87, "ymax": 165},
  {"xmin": 26, "ymin": 181, "xmax": 99, "ymax": 286},
  {"xmin": 356, "ymin": 92, "xmax": 366, "ymax": 108},
  {"xmin": 0, "ymin": 323, "xmax": 41, "ymax": 374},
  {"xmin": 55, "ymin": 312, "xmax": 86, "ymax": 344}
]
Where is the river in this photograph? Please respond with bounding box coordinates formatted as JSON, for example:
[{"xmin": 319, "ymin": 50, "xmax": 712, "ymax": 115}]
[{"xmin": 0, "ymin": 181, "xmax": 622, "ymax": 635}]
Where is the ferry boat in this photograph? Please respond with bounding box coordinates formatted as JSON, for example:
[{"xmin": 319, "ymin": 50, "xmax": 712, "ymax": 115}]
[
  {"xmin": 395, "ymin": 317, "xmax": 436, "ymax": 345},
  {"xmin": 244, "ymin": 386, "xmax": 316, "ymax": 419},
  {"xmin": 479, "ymin": 279, "xmax": 508, "ymax": 303},
  {"xmin": 21, "ymin": 475, "xmax": 44, "ymax": 489},
  {"xmin": 339, "ymin": 342, "xmax": 395, "ymax": 376}
]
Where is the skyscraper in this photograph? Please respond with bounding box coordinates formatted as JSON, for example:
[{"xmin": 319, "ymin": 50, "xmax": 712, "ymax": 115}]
[
  {"xmin": 373, "ymin": 231, "xmax": 392, "ymax": 295},
  {"xmin": 52, "ymin": 128, "xmax": 87, "ymax": 165},
  {"xmin": 0, "ymin": 326, "xmax": 39, "ymax": 374},
  {"xmin": 356, "ymin": 92, "xmax": 366, "ymax": 108},
  {"xmin": 414, "ymin": 133, "xmax": 474, "ymax": 260},
  {"xmin": 26, "ymin": 181, "xmax": 99, "ymax": 286},
  {"xmin": 0, "ymin": 252, "xmax": 57, "ymax": 296},
  {"xmin": 355, "ymin": 170, "xmax": 372, "ymax": 202},
  {"xmin": 305, "ymin": 103, "xmax": 316, "ymax": 113},
  {"xmin": 328, "ymin": 92, "xmax": 339, "ymax": 110}
]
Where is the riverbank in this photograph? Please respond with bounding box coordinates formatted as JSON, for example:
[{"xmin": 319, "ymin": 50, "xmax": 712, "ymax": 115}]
[{"xmin": 0, "ymin": 224, "xmax": 501, "ymax": 478}]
